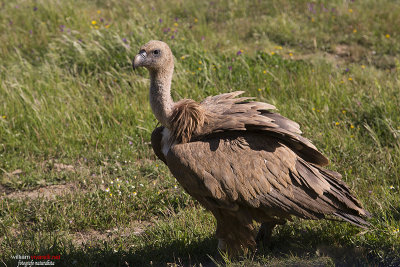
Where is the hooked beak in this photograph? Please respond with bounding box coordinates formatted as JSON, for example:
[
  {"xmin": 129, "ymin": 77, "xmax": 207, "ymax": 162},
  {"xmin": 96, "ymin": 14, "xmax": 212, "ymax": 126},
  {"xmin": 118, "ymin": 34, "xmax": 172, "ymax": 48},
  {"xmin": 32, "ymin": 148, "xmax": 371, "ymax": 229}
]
[{"xmin": 132, "ymin": 50, "xmax": 147, "ymax": 70}]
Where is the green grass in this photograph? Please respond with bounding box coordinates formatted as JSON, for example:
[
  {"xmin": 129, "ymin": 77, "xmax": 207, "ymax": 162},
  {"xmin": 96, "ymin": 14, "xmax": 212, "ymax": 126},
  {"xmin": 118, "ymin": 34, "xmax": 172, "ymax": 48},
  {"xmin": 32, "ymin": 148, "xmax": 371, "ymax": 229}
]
[{"xmin": 1, "ymin": 0, "xmax": 400, "ymax": 266}]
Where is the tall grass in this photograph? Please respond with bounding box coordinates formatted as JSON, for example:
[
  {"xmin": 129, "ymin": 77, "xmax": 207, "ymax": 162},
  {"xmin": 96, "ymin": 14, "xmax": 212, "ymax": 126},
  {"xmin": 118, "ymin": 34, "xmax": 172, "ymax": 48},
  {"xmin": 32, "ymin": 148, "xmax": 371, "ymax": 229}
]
[{"xmin": 1, "ymin": 0, "xmax": 399, "ymax": 266}]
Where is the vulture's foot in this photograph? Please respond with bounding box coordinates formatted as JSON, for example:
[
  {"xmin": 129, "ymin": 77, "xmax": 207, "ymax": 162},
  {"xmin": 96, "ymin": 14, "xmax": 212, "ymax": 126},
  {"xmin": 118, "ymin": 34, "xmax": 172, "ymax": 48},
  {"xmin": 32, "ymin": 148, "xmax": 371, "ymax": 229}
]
[
  {"xmin": 215, "ymin": 215, "xmax": 257, "ymax": 257},
  {"xmin": 218, "ymin": 238, "xmax": 227, "ymax": 251},
  {"xmin": 217, "ymin": 236, "xmax": 256, "ymax": 258}
]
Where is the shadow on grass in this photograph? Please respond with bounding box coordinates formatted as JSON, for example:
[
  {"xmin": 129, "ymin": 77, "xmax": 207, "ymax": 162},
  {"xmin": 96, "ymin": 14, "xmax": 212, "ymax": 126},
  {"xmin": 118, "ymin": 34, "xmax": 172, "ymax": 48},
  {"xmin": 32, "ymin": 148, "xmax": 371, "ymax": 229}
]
[
  {"xmin": 259, "ymin": 236, "xmax": 369, "ymax": 267},
  {"xmin": 123, "ymin": 237, "xmax": 219, "ymax": 267},
  {"xmin": 4, "ymin": 225, "xmax": 399, "ymax": 266},
  {"xmin": 256, "ymin": 224, "xmax": 400, "ymax": 267},
  {"xmin": 4, "ymin": 237, "xmax": 219, "ymax": 267}
]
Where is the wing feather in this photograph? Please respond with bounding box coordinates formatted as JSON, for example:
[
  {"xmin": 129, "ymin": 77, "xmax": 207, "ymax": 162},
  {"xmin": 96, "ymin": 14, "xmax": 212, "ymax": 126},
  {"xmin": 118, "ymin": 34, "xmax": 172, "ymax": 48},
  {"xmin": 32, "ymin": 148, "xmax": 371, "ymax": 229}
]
[
  {"xmin": 166, "ymin": 131, "xmax": 369, "ymax": 226},
  {"xmin": 198, "ymin": 91, "xmax": 329, "ymax": 166}
]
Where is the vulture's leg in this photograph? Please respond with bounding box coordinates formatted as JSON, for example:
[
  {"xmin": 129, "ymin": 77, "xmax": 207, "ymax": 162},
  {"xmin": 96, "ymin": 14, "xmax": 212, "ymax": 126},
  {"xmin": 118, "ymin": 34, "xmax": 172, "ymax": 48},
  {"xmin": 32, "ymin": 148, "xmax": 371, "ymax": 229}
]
[
  {"xmin": 256, "ymin": 220, "xmax": 286, "ymax": 247},
  {"xmin": 214, "ymin": 211, "xmax": 257, "ymax": 256}
]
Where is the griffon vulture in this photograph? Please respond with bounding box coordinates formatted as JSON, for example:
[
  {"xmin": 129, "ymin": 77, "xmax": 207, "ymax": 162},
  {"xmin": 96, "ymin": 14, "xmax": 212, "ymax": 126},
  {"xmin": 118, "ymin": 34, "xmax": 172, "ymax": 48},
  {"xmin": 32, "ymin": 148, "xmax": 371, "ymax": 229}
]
[{"xmin": 132, "ymin": 40, "xmax": 370, "ymax": 254}]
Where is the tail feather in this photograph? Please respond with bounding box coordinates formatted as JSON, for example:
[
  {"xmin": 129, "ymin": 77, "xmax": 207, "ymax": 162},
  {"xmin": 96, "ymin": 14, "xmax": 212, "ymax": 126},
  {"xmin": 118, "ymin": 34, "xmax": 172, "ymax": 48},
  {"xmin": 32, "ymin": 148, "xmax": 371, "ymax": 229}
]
[
  {"xmin": 305, "ymin": 163, "xmax": 371, "ymax": 228},
  {"xmin": 334, "ymin": 212, "xmax": 371, "ymax": 229},
  {"xmin": 318, "ymin": 167, "xmax": 371, "ymax": 228}
]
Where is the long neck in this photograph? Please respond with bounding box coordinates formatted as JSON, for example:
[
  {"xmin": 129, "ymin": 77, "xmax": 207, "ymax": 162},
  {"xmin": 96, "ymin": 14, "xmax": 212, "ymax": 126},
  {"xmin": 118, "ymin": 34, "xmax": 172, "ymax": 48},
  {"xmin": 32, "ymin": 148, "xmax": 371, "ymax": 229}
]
[{"xmin": 149, "ymin": 67, "xmax": 174, "ymax": 128}]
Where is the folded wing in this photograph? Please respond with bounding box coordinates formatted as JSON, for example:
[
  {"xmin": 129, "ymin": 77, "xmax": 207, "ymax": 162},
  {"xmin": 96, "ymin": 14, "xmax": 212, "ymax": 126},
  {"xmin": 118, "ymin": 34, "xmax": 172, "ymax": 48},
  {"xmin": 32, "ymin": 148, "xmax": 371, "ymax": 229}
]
[
  {"xmin": 165, "ymin": 131, "xmax": 369, "ymax": 227},
  {"xmin": 199, "ymin": 91, "xmax": 329, "ymax": 166}
]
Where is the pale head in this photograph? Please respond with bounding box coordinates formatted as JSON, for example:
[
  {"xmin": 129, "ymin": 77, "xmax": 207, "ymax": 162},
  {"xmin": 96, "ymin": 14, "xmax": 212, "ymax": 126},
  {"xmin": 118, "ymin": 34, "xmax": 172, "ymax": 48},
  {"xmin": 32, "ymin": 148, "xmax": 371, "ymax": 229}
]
[
  {"xmin": 132, "ymin": 40, "xmax": 174, "ymax": 72},
  {"xmin": 132, "ymin": 40, "xmax": 175, "ymax": 128}
]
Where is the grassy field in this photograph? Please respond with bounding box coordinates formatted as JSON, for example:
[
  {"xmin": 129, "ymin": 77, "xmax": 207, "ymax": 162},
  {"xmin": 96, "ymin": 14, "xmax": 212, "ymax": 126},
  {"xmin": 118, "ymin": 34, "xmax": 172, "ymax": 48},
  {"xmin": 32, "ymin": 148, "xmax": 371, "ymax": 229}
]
[{"xmin": 1, "ymin": 0, "xmax": 400, "ymax": 266}]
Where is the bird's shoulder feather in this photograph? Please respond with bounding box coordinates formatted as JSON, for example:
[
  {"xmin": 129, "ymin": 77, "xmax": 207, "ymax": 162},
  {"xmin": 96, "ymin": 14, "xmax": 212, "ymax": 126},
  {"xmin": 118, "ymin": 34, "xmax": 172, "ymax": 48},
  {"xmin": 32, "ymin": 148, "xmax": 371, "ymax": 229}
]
[{"xmin": 198, "ymin": 91, "xmax": 328, "ymax": 166}]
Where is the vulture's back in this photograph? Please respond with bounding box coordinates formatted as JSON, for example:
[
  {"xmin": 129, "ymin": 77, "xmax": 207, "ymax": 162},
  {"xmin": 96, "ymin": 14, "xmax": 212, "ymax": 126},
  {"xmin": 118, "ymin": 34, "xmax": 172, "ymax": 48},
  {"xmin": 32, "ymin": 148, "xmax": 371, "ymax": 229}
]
[{"xmin": 150, "ymin": 91, "xmax": 370, "ymax": 228}]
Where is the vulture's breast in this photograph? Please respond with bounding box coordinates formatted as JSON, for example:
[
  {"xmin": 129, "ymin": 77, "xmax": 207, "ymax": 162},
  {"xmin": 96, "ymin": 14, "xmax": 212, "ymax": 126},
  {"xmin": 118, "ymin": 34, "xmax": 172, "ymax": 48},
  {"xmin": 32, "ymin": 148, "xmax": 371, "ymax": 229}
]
[{"xmin": 161, "ymin": 127, "xmax": 174, "ymax": 156}]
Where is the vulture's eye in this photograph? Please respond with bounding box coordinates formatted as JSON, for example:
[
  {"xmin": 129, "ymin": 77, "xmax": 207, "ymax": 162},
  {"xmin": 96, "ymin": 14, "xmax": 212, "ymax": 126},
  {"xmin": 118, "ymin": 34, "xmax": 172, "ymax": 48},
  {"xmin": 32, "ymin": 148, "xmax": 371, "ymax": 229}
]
[{"xmin": 153, "ymin": 49, "xmax": 161, "ymax": 55}]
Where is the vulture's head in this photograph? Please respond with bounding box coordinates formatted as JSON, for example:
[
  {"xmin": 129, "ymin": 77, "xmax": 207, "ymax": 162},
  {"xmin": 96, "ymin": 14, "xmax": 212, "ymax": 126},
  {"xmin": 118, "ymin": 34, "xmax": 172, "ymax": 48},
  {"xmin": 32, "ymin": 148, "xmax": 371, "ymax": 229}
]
[{"xmin": 132, "ymin": 40, "xmax": 174, "ymax": 72}]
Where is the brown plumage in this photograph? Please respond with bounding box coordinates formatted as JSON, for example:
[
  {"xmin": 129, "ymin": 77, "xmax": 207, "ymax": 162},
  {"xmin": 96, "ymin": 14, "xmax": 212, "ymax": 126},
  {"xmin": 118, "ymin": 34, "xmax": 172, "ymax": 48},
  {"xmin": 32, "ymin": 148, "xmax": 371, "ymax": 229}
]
[
  {"xmin": 170, "ymin": 99, "xmax": 206, "ymax": 143},
  {"xmin": 133, "ymin": 40, "xmax": 370, "ymax": 254}
]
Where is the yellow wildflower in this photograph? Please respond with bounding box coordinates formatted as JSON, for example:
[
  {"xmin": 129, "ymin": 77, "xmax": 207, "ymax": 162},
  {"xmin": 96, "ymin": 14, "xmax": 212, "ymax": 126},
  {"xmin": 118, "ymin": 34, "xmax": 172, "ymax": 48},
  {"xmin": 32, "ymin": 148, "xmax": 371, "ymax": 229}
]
[
  {"xmin": 350, "ymin": 135, "xmax": 354, "ymax": 138},
  {"xmin": 311, "ymin": 18, "xmax": 315, "ymax": 22},
  {"xmin": 385, "ymin": 34, "xmax": 390, "ymax": 38},
  {"xmin": 105, "ymin": 24, "xmax": 110, "ymax": 28},
  {"xmin": 312, "ymin": 108, "xmax": 316, "ymax": 111},
  {"xmin": 91, "ymin": 20, "xmax": 97, "ymax": 25},
  {"xmin": 2, "ymin": 115, "xmax": 6, "ymax": 119},
  {"xmin": 198, "ymin": 67, "xmax": 202, "ymax": 71},
  {"xmin": 289, "ymin": 52, "xmax": 293, "ymax": 57},
  {"xmin": 353, "ymin": 29, "xmax": 357, "ymax": 33},
  {"xmin": 348, "ymin": 9, "xmax": 353, "ymax": 13},
  {"xmin": 97, "ymin": 10, "xmax": 101, "ymax": 14},
  {"xmin": 258, "ymin": 88, "xmax": 262, "ymax": 92},
  {"xmin": 270, "ymin": 52, "xmax": 275, "ymax": 55},
  {"xmin": 263, "ymin": 70, "xmax": 267, "ymax": 74},
  {"xmin": 194, "ymin": 18, "xmax": 198, "ymax": 23},
  {"xmin": 133, "ymin": 192, "xmax": 137, "ymax": 196},
  {"xmin": 348, "ymin": 77, "xmax": 353, "ymax": 81},
  {"xmin": 350, "ymin": 125, "xmax": 355, "ymax": 129},
  {"xmin": 174, "ymin": 23, "xmax": 178, "ymax": 27},
  {"xmin": 342, "ymin": 110, "xmax": 346, "ymax": 114},
  {"xmin": 361, "ymin": 65, "xmax": 365, "ymax": 69},
  {"xmin": 109, "ymin": 193, "xmax": 112, "ymax": 197},
  {"xmin": 335, "ymin": 122, "xmax": 340, "ymax": 126},
  {"xmin": 198, "ymin": 60, "xmax": 202, "ymax": 64},
  {"xmin": 181, "ymin": 56, "xmax": 185, "ymax": 60}
]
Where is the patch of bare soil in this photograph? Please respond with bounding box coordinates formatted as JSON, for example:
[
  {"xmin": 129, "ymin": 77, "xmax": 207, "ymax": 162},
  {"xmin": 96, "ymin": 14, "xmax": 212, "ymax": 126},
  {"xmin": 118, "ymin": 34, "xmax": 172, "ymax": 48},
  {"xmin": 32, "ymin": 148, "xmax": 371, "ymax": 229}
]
[
  {"xmin": 0, "ymin": 159, "xmax": 108, "ymax": 200},
  {"xmin": 72, "ymin": 221, "xmax": 153, "ymax": 246},
  {"xmin": 290, "ymin": 43, "xmax": 396, "ymax": 68},
  {"xmin": 291, "ymin": 50, "xmax": 345, "ymax": 64},
  {"xmin": 332, "ymin": 44, "xmax": 370, "ymax": 62},
  {"xmin": 53, "ymin": 163, "xmax": 76, "ymax": 172},
  {"xmin": 0, "ymin": 221, "xmax": 153, "ymax": 250},
  {"xmin": 0, "ymin": 182, "xmax": 87, "ymax": 200}
]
